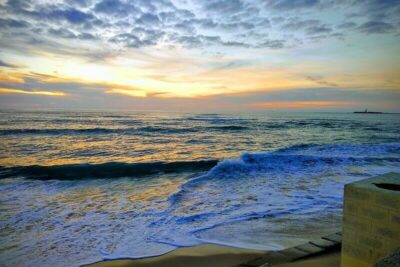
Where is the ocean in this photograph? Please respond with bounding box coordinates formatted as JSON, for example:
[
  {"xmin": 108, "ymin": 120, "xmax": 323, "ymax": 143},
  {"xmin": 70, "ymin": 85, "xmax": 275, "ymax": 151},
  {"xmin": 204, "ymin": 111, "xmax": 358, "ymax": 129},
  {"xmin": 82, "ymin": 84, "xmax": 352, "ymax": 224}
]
[{"xmin": 1, "ymin": 110, "xmax": 399, "ymax": 266}]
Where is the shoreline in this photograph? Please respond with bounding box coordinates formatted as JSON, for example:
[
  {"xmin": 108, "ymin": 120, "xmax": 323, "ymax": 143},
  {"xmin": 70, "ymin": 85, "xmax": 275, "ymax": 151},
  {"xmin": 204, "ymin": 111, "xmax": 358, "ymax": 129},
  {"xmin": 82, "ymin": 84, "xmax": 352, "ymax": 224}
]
[
  {"xmin": 85, "ymin": 232, "xmax": 342, "ymax": 267},
  {"xmin": 85, "ymin": 244, "xmax": 265, "ymax": 267}
]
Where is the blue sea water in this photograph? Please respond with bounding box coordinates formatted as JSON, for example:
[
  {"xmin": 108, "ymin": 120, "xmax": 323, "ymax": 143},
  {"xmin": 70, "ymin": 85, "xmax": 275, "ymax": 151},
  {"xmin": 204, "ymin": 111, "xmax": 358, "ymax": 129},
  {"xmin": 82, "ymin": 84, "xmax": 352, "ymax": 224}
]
[{"xmin": 0, "ymin": 110, "xmax": 400, "ymax": 266}]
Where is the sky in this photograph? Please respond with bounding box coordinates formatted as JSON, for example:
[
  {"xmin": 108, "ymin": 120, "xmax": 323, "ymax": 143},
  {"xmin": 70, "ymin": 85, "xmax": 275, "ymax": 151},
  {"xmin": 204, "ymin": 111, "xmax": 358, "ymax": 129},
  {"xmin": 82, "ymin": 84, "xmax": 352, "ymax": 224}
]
[{"xmin": 0, "ymin": 0, "xmax": 399, "ymax": 111}]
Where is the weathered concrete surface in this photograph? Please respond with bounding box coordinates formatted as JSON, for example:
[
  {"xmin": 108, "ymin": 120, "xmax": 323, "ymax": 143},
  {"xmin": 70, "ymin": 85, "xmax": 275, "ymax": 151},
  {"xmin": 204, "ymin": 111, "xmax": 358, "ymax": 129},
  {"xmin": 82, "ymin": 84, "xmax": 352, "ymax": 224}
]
[
  {"xmin": 238, "ymin": 233, "xmax": 341, "ymax": 267},
  {"xmin": 374, "ymin": 250, "xmax": 400, "ymax": 267},
  {"xmin": 341, "ymin": 172, "xmax": 400, "ymax": 267}
]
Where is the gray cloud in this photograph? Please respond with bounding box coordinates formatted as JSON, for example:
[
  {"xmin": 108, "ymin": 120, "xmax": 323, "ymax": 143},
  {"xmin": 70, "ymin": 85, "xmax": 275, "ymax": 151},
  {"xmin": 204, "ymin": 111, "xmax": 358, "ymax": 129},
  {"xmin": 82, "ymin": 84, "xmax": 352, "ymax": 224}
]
[
  {"xmin": 256, "ymin": 39, "xmax": 285, "ymax": 49},
  {"xmin": 0, "ymin": 18, "xmax": 30, "ymax": 28},
  {"xmin": 0, "ymin": 59, "xmax": 19, "ymax": 68},
  {"xmin": 94, "ymin": 0, "xmax": 139, "ymax": 17},
  {"xmin": 306, "ymin": 25, "xmax": 332, "ymax": 35},
  {"xmin": 136, "ymin": 13, "xmax": 160, "ymax": 26},
  {"xmin": 1, "ymin": 0, "xmax": 399, "ymax": 55},
  {"xmin": 267, "ymin": 0, "xmax": 320, "ymax": 10},
  {"xmin": 282, "ymin": 19, "xmax": 321, "ymax": 31},
  {"xmin": 203, "ymin": 0, "xmax": 245, "ymax": 15},
  {"xmin": 358, "ymin": 21, "xmax": 396, "ymax": 34},
  {"xmin": 48, "ymin": 28, "xmax": 77, "ymax": 39},
  {"xmin": 337, "ymin": 22, "xmax": 357, "ymax": 29},
  {"xmin": 306, "ymin": 75, "xmax": 338, "ymax": 87}
]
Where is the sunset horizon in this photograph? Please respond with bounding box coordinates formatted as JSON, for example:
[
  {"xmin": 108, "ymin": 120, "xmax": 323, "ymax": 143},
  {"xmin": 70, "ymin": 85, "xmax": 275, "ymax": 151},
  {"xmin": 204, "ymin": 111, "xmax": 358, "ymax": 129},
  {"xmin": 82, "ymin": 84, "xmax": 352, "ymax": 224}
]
[{"xmin": 1, "ymin": 1, "xmax": 400, "ymax": 267}]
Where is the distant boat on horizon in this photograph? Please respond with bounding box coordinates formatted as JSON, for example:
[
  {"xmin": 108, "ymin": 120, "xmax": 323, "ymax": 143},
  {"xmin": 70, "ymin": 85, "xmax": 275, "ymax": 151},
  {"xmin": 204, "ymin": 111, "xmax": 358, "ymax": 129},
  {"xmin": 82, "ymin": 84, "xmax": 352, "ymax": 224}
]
[{"xmin": 354, "ymin": 109, "xmax": 383, "ymax": 114}]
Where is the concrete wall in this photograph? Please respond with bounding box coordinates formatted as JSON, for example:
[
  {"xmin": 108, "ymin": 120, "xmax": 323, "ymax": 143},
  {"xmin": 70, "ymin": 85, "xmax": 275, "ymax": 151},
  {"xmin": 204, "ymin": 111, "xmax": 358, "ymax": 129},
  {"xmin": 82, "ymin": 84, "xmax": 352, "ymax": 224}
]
[{"xmin": 341, "ymin": 172, "xmax": 400, "ymax": 267}]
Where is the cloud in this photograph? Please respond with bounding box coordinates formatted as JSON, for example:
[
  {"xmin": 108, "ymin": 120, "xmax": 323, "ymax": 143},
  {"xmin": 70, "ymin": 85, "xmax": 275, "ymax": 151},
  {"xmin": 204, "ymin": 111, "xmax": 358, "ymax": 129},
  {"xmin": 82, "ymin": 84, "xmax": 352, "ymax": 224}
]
[
  {"xmin": 137, "ymin": 13, "xmax": 160, "ymax": 26},
  {"xmin": 46, "ymin": 8, "xmax": 95, "ymax": 24},
  {"xmin": 251, "ymin": 101, "xmax": 353, "ymax": 109},
  {"xmin": 0, "ymin": 18, "xmax": 30, "ymax": 28},
  {"xmin": 48, "ymin": 28, "xmax": 77, "ymax": 39},
  {"xmin": 282, "ymin": 19, "xmax": 321, "ymax": 31},
  {"xmin": 0, "ymin": 0, "xmax": 399, "ymax": 111},
  {"xmin": 351, "ymin": 0, "xmax": 400, "ymax": 20},
  {"xmin": 357, "ymin": 21, "xmax": 396, "ymax": 34},
  {"xmin": 94, "ymin": 0, "xmax": 139, "ymax": 17},
  {"xmin": 0, "ymin": 87, "xmax": 66, "ymax": 96},
  {"xmin": 203, "ymin": 0, "xmax": 245, "ymax": 15},
  {"xmin": 267, "ymin": 0, "xmax": 320, "ymax": 10},
  {"xmin": 256, "ymin": 39, "xmax": 285, "ymax": 49},
  {"xmin": 306, "ymin": 25, "xmax": 332, "ymax": 35},
  {"xmin": 2, "ymin": 0, "xmax": 398, "ymax": 55},
  {"xmin": 306, "ymin": 75, "xmax": 338, "ymax": 87},
  {"xmin": 105, "ymin": 88, "xmax": 148, "ymax": 97},
  {"xmin": 0, "ymin": 60, "xmax": 19, "ymax": 68},
  {"xmin": 337, "ymin": 22, "xmax": 357, "ymax": 29},
  {"xmin": 109, "ymin": 32, "xmax": 160, "ymax": 48}
]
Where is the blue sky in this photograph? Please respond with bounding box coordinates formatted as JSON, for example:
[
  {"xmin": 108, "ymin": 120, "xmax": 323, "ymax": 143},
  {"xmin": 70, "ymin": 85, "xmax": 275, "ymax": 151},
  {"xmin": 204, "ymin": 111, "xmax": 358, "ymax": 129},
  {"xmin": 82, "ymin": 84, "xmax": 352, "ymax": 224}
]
[{"xmin": 0, "ymin": 0, "xmax": 399, "ymax": 111}]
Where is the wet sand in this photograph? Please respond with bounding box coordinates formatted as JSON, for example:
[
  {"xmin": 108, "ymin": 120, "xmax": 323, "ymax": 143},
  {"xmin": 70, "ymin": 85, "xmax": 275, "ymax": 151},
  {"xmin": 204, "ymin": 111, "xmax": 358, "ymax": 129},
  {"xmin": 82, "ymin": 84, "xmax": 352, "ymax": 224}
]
[
  {"xmin": 277, "ymin": 251, "xmax": 340, "ymax": 267},
  {"xmin": 86, "ymin": 243, "xmax": 341, "ymax": 267},
  {"xmin": 85, "ymin": 244, "xmax": 264, "ymax": 267}
]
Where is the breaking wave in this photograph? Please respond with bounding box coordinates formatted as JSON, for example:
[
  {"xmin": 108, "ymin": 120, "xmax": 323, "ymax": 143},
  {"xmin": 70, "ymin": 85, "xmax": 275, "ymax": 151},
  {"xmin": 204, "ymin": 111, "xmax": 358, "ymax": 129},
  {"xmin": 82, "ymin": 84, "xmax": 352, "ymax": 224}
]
[{"xmin": 0, "ymin": 160, "xmax": 218, "ymax": 180}]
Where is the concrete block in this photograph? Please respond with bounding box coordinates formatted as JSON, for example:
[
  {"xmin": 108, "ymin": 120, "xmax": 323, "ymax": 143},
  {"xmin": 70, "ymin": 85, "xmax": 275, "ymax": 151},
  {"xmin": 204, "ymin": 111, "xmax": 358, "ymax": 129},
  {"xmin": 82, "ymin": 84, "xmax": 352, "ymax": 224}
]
[
  {"xmin": 392, "ymin": 214, "xmax": 400, "ymax": 225},
  {"xmin": 322, "ymin": 233, "xmax": 342, "ymax": 243},
  {"xmin": 341, "ymin": 172, "xmax": 400, "ymax": 267},
  {"xmin": 239, "ymin": 252, "xmax": 288, "ymax": 266},
  {"xmin": 309, "ymin": 238, "xmax": 337, "ymax": 248},
  {"xmin": 294, "ymin": 243, "xmax": 324, "ymax": 254},
  {"xmin": 280, "ymin": 247, "xmax": 309, "ymax": 260}
]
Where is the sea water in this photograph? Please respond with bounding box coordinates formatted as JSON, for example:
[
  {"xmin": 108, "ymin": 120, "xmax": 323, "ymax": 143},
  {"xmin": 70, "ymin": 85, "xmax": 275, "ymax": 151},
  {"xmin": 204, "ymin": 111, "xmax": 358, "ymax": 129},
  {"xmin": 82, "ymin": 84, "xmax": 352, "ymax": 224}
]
[{"xmin": 0, "ymin": 110, "xmax": 399, "ymax": 266}]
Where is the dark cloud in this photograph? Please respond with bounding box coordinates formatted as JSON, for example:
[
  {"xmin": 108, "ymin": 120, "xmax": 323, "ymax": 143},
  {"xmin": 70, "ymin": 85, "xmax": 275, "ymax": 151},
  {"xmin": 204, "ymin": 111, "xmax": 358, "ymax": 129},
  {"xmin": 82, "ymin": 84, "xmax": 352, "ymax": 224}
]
[
  {"xmin": 94, "ymin": 0, "xmax": 139, "ymax": 17},
  {"xmin": 267, "ymin": 0, "xmax": 320, "ymax": 10},
  {"xmin": 358, "ymin": 21, "xmax": 396, "ymax": 34},
  {"xmin": 78, "ymin": 32, "xmax": 97, "ymax": 40},
  {"xmin": 203, "ymin": 0, "xmax": 245, "ymax": 15},
  {"xmin": 256, "ymin": 39, "xmax": 285, "ymax": 49},
  {"xmin": 0, "ymin": 59, "xmax": 18, "ymax": 68},
  {"xmin": 351, "ymin": 0, "xmax": 400, "ymax": 19},
  {"xmin": 306, "ymin": 25, "xmax": 332, "ymax": 35},
  {"xmin": 136, "ymin": 13, "xmax": 160, "ymax": 26},
  {"xmin": 109, "ymin": 32, "xmax": 161, "ymax": 48},
  {"xmin": 337, "ymin": 22, "xmax": 357, "ymax": 29},
  {"xmin": 0, "ymin": 73, "xmax": 102, "ymax": 95},
  {"xmin": 159, "ymin": 10, "xmax": 195, "ymax": 24},
  {"xmin": 214, "ymin": 60, "xmax": 250, "ymax": 70},
  {"xmin": 282, "ymin": 19, "xmax": 321, "ymax": 31},
  {"xmin": 0, "ymin": 18, "xmax": 30, "ymax": 28},
  {"xmin": 69, "ymin": 0, "xmax": 92, "ymax": 7},
  {"xmin": 5, "ymin": 0, "xmax": 32, "ymax": 13},
  {"xmin": 1, "ymin": 0, "xmax": 399, "ymax": 53},
  {"xmin": 48, "ymin": 28, "xmax": 77, "ymax": 39},
  {"xmin": 45, "ymin": 8, "xmax": 95, "ymax": 24},
  {"xmin": 306, "ymin": 75, "xmax": 338, "ymax": 87}
]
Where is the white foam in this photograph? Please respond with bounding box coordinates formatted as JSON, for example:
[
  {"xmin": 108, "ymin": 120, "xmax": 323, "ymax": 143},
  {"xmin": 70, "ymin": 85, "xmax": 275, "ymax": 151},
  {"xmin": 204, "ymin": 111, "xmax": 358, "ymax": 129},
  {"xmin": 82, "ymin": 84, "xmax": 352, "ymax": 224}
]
[{"xmin": 1, "ymin": 143, "xmax": 399, "ymax": 266}]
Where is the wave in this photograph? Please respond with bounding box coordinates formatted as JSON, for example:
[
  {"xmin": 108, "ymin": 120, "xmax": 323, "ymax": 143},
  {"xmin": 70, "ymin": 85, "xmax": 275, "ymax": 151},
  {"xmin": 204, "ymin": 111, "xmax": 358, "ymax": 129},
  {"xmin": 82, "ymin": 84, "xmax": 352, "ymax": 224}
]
[
  {"xmin": 2, "ymin": 143, "xmax": 398, "ymax": 181},
  {"xmin": 0, "ymin": 160, "xmax": 218, "ymax": 180},
  {"xmin": 0, "ymin": 128, "xmax": 121, "ymax": 135},
  {"xmin": 186, "ymin": 116, "xmax": 253, "ymax": 123},
  {"xmin": 0, "ymin": 125, "xmax": 250, "ymax": 136},
  {"xmin": 167, "ymin": 142, "xmax": 400, "ymax": 203},
  {"xmin": 206, "ymin": 125, "xmax": 249, "ymax": 131}
]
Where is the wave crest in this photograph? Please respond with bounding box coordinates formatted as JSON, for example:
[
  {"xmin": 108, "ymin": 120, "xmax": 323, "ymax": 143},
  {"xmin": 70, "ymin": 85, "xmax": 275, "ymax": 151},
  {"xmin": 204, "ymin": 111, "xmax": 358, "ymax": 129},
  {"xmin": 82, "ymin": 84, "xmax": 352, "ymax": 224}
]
[{"xmin": 0, "ymin": 160, "xmax": 218, "ymax": 180}]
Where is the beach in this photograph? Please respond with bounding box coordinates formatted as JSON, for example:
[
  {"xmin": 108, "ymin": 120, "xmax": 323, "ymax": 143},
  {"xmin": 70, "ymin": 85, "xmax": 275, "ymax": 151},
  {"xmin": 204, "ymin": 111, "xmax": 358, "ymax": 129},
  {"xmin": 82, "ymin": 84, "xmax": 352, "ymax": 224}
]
[
  {"xmin": 86, "ymin": 243, "xmax": 341, "ymax": 267},
  {"xmin": 86, "ymin": 244, "xmax": 264, "ymax": 267}
]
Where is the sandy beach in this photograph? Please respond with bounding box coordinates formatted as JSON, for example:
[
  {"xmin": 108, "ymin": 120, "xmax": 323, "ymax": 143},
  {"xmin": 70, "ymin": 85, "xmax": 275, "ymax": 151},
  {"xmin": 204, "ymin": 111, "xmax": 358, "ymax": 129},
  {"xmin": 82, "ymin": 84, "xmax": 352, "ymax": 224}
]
[
  {"xmin": 86, "ymin": 243, "xmax": 341, "ymax": 267},
  {"xmin": 85, "ymin": 244, "xmax": 264, "ymax": 267}
]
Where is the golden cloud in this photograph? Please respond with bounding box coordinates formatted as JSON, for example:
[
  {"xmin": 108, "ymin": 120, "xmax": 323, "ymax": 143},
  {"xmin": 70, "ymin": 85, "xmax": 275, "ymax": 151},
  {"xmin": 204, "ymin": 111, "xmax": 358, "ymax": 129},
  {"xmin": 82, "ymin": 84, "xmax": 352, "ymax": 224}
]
[
  {"xmin": 0, "ymin": 88, "xmax": 66, "ymax": 96},
  {"xmin": 252, "ymin": 101, "xmax": 354, "ymax": 109}
]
